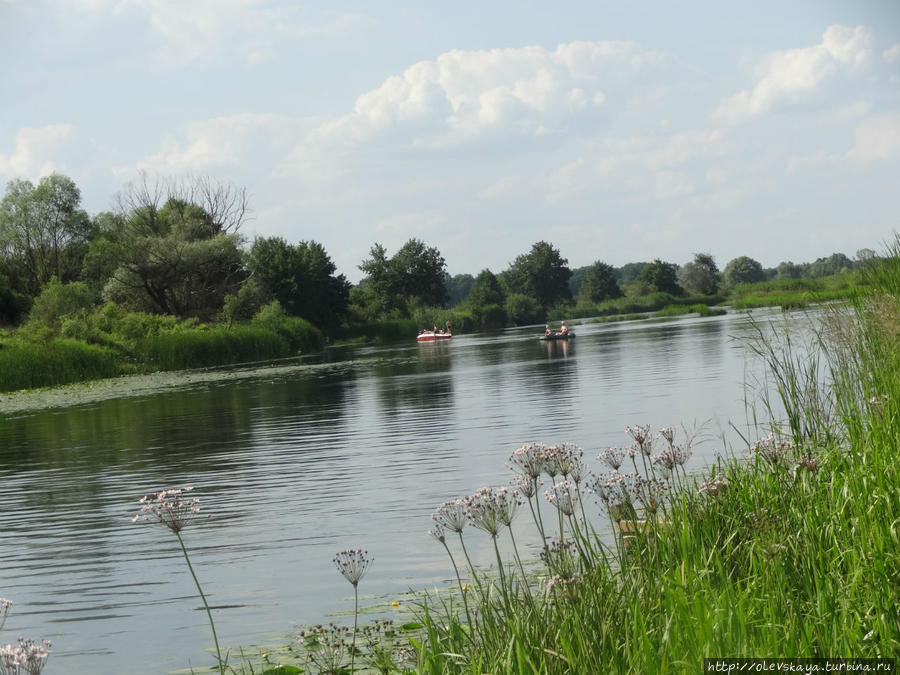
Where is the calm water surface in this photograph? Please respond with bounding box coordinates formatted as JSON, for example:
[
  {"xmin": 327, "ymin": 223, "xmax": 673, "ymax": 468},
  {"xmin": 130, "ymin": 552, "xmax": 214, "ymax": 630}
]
[{"xmin": 0, "ymin": 311, "xmax": 786, "ymax": 673}]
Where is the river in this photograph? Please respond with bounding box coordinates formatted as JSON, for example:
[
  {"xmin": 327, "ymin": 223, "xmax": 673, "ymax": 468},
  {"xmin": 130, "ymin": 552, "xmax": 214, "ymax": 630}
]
[{"xmin": 0, "ymin": 310, "xmax": 787, "ymax": 673}]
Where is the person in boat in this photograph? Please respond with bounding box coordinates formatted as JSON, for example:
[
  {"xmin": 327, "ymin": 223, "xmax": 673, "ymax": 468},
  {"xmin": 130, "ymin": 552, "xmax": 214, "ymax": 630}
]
[
  {"xmin": 544, "ymin": 323, "xmax": 552, "ymax": 336},
  {"xmin": 445, "ymin": 320, "xmax": 451, "ymax": 334},
  {"xmin": 559, "ymin": 321, "xmax": 569, "ymax": 335}
]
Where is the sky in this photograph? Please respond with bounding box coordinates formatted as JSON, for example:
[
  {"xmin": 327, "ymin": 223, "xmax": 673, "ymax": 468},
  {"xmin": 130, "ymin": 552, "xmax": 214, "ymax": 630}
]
[{"xmin": 1, "ymin": 0, "xmax": 899, "ymax": 282}]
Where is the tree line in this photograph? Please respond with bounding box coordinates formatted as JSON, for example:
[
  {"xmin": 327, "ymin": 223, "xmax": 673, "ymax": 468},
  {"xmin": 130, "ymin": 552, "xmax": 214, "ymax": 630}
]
[{"xmin": 0, "ymin": 172, "xmax": 874, "ymax": 339}]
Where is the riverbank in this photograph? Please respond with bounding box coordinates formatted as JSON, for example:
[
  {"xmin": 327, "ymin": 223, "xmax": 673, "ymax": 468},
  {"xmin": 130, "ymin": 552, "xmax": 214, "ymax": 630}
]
[{"xmin": 232, "ymin": 261, "xmax": 897, "ymax": 673}]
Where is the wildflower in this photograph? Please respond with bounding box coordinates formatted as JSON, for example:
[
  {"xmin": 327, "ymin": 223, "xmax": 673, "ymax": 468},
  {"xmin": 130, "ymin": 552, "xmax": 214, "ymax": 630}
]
[
  {"xmin": 431, "ymin": 498, "xmax": 468, "ymax": 533},
  {"xmin": 625, "ymin": 424, "xmax": 653, "ymax": 455},
  {"xmin": 133, "ymin": 486, "xmax": 205, "ymax": 534},
  {"xmin": 544, "ymin": 574, "xmax": 579, "ymax": 596},
  {"xmin": 597, "ymin": 446, "xmax": 625, "ymax": 470},
  {"xmin": 507, "ymin": 442, "xmax": 548, "ymax": 479},
  {"xmin": 512, "ymin": 472, "xmax": 540, "ymax": 499},
  {"xmin": 545, "ymin": 480, "xmax": 578, "ymax": 516},
  {"xmin": 465, "ymin": 487, "xmax": 521, "ymax": 537},
  {"xmin": 0, "ymin": 637, "xmax": 52, "ymax": 675},
  {"xmin": 698, "ymin": 475, "xmax": 726, "ymax": 497},
  {"xmin": 752, "ymin": 434, "xmax": 793, "ymax": 466},
  {"xmin": 540, "ymin": 539, "xmax": 579, "ymax": 579},
  {"xmin": 796, "ymin": 455, "xmax": 819, "ymax": 473},
  {"xmin": 428, "ymin": 523, "xmax": 446, "ymax": 544},
  {"xmin": 658, "ymin": 426, "xmax": 676, "ymax": 447},
  {"xmin": 391, "ymin": 601, "xmax": 401, "ymax": 607},
  {"xmin": 541, "ymin": 443, "xmax": 583, "ymax": 478},
  {"xmin": 395, "ymin": 646, "xmax": 417, "ymax": 671},
  {"xmin": 333, "ymin": 549, "xmax": 373, "ymax": 588}
]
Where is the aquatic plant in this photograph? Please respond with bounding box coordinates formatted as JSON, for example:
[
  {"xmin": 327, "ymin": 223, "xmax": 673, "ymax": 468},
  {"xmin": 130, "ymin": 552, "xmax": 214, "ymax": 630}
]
[
  {"xmin": 332, "ymin": 548, "xmax": 373, "ymax": 672},
  {"xmin": 133, "ymin": 486, "xmax": 223, "ymax": 675},
  {"xmin": 0, "ymin": 637, "xmax": 52, "ymax": 675}
]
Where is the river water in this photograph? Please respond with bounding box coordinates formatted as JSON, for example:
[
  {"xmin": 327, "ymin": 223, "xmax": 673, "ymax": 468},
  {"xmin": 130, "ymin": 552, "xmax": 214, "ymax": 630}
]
[{"xmin": 0, "ymin": 310, "xmax": 787, "ymax": 673}]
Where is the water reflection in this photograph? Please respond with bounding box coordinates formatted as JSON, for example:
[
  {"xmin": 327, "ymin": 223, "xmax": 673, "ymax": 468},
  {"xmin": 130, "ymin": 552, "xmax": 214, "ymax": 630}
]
[{"xmin": 0, "ymin": 310, "xmax": 793, "ymax": 674}]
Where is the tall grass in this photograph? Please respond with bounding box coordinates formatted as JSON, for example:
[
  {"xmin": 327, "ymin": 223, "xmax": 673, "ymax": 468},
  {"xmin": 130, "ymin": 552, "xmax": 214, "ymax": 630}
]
[
  {"xmin": 0, "ymin": 339, "xmax": 120, "ymax": 392},
  {"xmin": 137, "ymin": 325, "xmax": 292, "ymax": 370},
  {"xmin": 388, "ymin": 251, "xmax": 900, "ymax": 672}
]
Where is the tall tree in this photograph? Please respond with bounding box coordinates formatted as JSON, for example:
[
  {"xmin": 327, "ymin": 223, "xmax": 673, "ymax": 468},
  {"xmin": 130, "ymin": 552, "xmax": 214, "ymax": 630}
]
[
  {"xmin": 677, "ymin": 253, "xmax": 721, "ymax": 295},
  {"xmin": 638, "ymin": 259, "xmax": 683, "ymax": 295},
  {"xmin": 723, "ymin": 256, "xmax": 765, "ymax": 287},
  {"xmin": 579, "ymin": 260, "xmax": 622, "ymax": 303},
  {"xmin": 0, "ymin": 174, "xmax": 91, "ymax": 295},
  {"xmin": 501, "ymin": 241, "xmax": 572, "ymax": 307},
  {"xmin": 247, "ymin": 237, "xmax": 350, "ymax": 335},
  {"xmin": 466, "ymin": 269, "xmax": 505, "ymax": 307},
  {"xmin": 103, "ymin": 174, "xmax": 248, "ymax": 318},
  {"xmin": 358, "ymin": 238, "xmax": 447, "ymax": 316}
]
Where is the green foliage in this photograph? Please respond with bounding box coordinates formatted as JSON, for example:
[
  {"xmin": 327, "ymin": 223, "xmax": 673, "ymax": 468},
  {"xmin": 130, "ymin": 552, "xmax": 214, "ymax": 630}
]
[
  {"xmin": 616, "ymin": 261, "xmax": 649, "ymax": 285},
  {"xmin": 578, "ymin": 260, "xmax": 622, "ymax": 303},
  {"xmin": 0, "ymin": 174, "xmax": 92, "ymax": 295},
  {"xmin": 637, "ymin": 258, "xmax": 683, "ymax": 295},
  {"xmin": 0, "ymin": 269, "xmax": 30, "ymax": 325},
  {"xmin": 341, "ymin": 318, "xmax": 419, "ymax": 344},
  {"xmin": 22, "ymin": 277, "xmax": 94, "ymax": 335},
  {"xmin": 137, "ymin": 325, "xmax": 292, "ymax": 370},
  {"xmin": 251, "ymin": 301, "xmax": 325, "ymax": 353},
  {"xmin": 102, "ymin": 176, "xmax": 249, "ymax": 319},
  {"xmin": 501, "ymin": 240, "xmax": 572, "ymax": 307},
  {"xmin": 0, "ymin": 338, "xmax": 119, "ymax": 392},
  {"xmin": 445, "ymin": 273, "xmax": 475, "ymax": 307},
  {"xmin": 247, "ymin": 237, "xmax": 350, "ymax": 335},
  {"xmin": 466, "ymin": 269, "xmax": 505, "ymax": 308},
  {"xmin": 358, "ymin": 239, "xmax": 447, "ymax": 317},
  {"xmin": 504, "ymin": 292, "xmax": 543, "ymax": 325},
  {"xmin": 222, "ymin": 278, "xmax": 268, "ymax": 327},
  {"xmin": 677, "ymin": 252, "xmax": 721, "ymax": 295},
  {"xmin": 723, "ymin": 255, "xmax": 765, "ymax": 287}
]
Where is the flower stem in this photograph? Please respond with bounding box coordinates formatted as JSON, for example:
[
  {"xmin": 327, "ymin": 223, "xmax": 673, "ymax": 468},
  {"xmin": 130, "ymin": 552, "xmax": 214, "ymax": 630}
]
[{"xmin": 175, "ymin": 531, "xmax": 224, "ymax": 675}]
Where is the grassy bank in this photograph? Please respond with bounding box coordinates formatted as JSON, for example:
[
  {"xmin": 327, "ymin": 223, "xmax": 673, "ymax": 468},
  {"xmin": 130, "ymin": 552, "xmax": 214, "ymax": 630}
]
[{"xmin": 236, "ymin": 257, "xmax": 898, "ymax": 674}]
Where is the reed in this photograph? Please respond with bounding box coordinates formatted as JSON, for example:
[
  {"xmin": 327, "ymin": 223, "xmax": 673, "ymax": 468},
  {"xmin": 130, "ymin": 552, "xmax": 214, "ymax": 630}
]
[
  {"xmin": 137, "ymin": 325, "xmax": 292, "ymax": 370},
  {"xmin": 0, "ymin": 338, "xmax": 120, "ymax": 392}
]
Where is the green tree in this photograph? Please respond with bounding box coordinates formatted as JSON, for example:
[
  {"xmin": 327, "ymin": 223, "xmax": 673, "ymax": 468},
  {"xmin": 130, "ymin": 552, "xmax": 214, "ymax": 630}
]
[
  {"xmin": 358, "ymin": 239, "xmax": 447, "ymax": 316},
  {"xmin": 102, "ymin": 175, "xmax": 248, "ymax": 318},
  {"xmin": 445, "ymin": 273, "xmax": 475, "ymax": 307},
  {"xmin": 246, "ymin": 237, "xmax": 350, "ymax": 335},
  {"xmin": 466, "ymin": 269, "xmax": 506, "ymax": 307},
  {"xmin": 579, "ymin": 261, "xmax": 622, "ymax": 303},
  {"xmin": 0, "ymin": 174, "xmax": 91, "ymax": 295},
  {"xmin": 723, "ymin": 256, "xmax": 765, "ymax": 287},
  {"xmin": 617, "ymin": 262, "xmax": 649, "ymax": 286},
  {"xmin": 677, "ymin": 253, "xmax": 721, "ymax": 295},
  {"xmin": 775, "ymin": 261, "xmax": 805, "ymax": 280},
  {"xmin": 505, "ymin": 293, "xmax": 542, "ymax": 325},
  {"xmin": 501, "ymin": 241, "xmax": 572, "ymax": 307},
  {"xmin": 637, "ymin": 259, "xmax": 683, "ymax": 295},
  {"xmin": 806, "ymin": 253, "xmax": 853, "ymax": 278}
]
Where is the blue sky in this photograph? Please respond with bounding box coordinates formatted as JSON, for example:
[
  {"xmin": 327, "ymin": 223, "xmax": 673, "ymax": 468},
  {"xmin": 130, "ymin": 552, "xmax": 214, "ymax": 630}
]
[{"xmin": 2, "ymin": 0, "xmax": 899, "ymax": 281}]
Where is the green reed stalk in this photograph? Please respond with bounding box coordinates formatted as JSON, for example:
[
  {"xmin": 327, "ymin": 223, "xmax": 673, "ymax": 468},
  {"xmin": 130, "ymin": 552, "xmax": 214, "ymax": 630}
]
[{"xmin": 174, "ymin": 531, "xmax": 224, "ymax": 675}]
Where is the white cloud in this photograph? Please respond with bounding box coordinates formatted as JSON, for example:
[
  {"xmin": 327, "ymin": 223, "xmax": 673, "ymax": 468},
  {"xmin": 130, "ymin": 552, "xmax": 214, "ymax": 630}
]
[
  {"xmin": 0, "ymin": 125, "xmax": 76, "ymax": 181},
  {"xmin": 309, "ymin": 41, "xmax": 665, "ymax": 148},
  {"xmin": 845, "ymin": 115, "xmax": 900, "ymax": 163},
  {"xmin": 714, "ymin": 24, "xmax": 874, "ymax": 124},
  {"xmin": 125, "ymin": 113, "xmax": 306, "ymax": 175}
]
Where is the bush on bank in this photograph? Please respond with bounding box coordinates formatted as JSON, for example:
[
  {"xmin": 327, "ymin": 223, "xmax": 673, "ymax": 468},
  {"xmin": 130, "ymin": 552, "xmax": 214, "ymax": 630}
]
[{"xmin": 0, "ymin": 338, "xmax": 120, "ymax": 392}]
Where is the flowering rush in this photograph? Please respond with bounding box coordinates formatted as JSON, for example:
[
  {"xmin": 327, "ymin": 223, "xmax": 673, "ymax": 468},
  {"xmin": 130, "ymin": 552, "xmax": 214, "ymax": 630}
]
[
  {"xmin": 0, "ymin": 637, "xmax": 51, "ymax": 675},
  {"xmin": 132, "ymin": 486, "xmax": 206, "ymax": 533},
  {"xmin": 464, "ymin": 487, "xmax": 522, "ymax": 536},
  {"xmin": 333, "ymin": 549, "xmax": 373, "ymax": 587}
]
